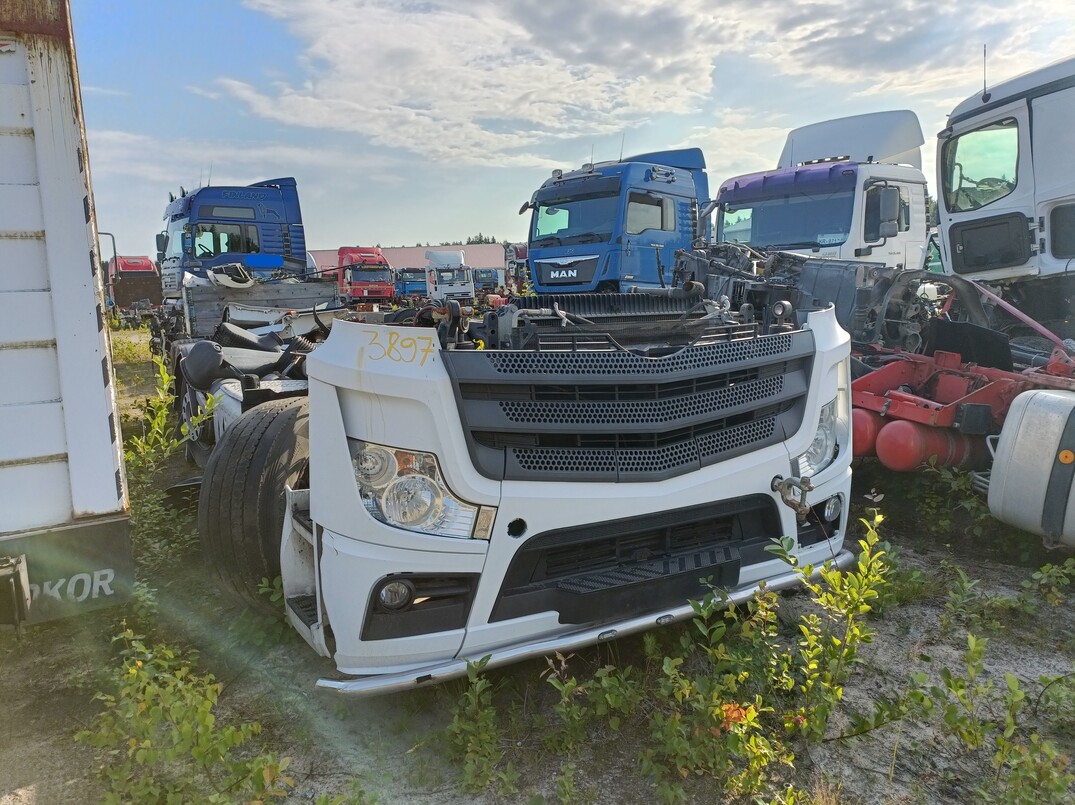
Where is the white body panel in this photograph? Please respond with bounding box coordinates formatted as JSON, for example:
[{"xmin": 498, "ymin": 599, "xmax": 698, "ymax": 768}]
[
  {"xmin": 0, "ymin": 18, "xmax": 126, "ymax": 536},
  {"xmin": 0, "ymin": 3, "xmax": 130, "ymax": 622},
  {"xmin": 293, "ymin": 307, "xmax": 852, "ymax": 689}
]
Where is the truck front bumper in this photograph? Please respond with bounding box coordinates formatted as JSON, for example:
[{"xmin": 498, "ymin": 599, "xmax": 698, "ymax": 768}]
[{"xmin": 316, "ymin": 546, "xmax": 854, "ymax": 696}]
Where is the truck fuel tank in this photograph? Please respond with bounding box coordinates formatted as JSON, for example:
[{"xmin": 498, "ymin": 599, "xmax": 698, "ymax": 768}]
[{"xmin": 988, "ymin": 389, "xmax": 1075, "ymax": 547}]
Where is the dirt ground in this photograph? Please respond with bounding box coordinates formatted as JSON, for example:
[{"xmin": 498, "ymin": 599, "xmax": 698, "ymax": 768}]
[{"xmin": 3, "ymin": 331, "xmax": 1075, "ymax": 804}]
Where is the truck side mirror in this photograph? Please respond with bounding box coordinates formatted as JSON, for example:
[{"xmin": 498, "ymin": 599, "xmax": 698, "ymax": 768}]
[{"xmin": 182, "ymin": 232, "xmax": 193, "ymax": 255}]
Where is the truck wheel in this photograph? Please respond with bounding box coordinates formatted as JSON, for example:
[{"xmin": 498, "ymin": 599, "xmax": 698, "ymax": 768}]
[
  {"xmin": 198, "ymin": 397, "xmax": 309, "ymax": 605},
  {"xmin": 178, "ymin": 377, "xmax": 215, "ymax": 467}
]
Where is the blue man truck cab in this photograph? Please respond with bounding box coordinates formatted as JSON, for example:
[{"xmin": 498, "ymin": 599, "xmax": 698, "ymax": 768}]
[
  {"xmin": 522, "ymin": 149, "xmax": 709, "ymax": 293},
  {"xmin": 157, "ymin": 177, "xmax": 307, "ymax": 299}
]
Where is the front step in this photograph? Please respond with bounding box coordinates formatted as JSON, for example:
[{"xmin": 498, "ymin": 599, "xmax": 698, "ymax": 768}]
[
  {"xmin": 281, "ymin": 486, "xmax": 331, "ymax": 657},
  {"xmin": 286, "ymin": 594, "xmax": 319, "ymax": 628}
]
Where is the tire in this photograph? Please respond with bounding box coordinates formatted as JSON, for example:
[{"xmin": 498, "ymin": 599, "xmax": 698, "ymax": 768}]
[
  {"xmin": 385, "ymin": 307, "xmax": 418, "ymax": 324},
  {"xmin": 178, "ymin": 376, "xmax": 215, "ymax": 468},
  {"xmin": 198, "ymin": 397, "xmax": 309, "ymax": 605}
]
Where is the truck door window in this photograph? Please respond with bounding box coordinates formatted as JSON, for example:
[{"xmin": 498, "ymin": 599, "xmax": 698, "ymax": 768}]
[
  {"xmin": 164, "ymin": 220, "xmax": 187, "ymax": 259},
  {"xmin": 863, "ymin": 185, "xmax": 909, "ymax": 242},
  {"xmin": 625, "ymin": 193, "xmax": 674, "ymax": 235},
  {"xmin": 720, "ymin": 207, "xmax": 752, "ymax": 243},
  {"xmin": 941, "ymin": 117, "xmax": 1019, "ymax": 213}
]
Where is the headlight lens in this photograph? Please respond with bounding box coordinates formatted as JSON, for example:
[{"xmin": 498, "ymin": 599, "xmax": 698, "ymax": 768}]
[
  {"xmin": 382, "ymin": 475, "xmax": 444, "ymax": 526},
  {"xmin": 795, "ymin": 398, "xmax": 839, "ymax": 476},
  {"xmin": 350, "ymin": 440, "xmax": 491, "ymax": 538}
]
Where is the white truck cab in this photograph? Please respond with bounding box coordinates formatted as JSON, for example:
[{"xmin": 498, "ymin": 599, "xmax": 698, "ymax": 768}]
[
  {"xmin": 717, "ymin": 110, "xmax": 929, "ymax": 272},
  {"xmin": 425, "ymin": 249, "xmax": 476, "ymax": 306},
  {"xmin": 937, "ymin": 56, "xmax": 1075, "ymax": 285}
]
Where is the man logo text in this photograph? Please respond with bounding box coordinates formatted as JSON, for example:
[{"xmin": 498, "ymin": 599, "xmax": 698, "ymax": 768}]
[{"xmin": 549, "ymin": 269, "xmax": 578, "ymax": 279}]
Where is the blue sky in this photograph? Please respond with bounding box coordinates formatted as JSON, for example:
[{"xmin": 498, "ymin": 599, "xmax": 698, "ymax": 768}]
[{"xmin": 72, "ymin": 0, "xmax": 1075, "ymax": 259}]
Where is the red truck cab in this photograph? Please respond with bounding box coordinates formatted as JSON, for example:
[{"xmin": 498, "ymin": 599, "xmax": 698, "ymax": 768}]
[
  {"xmin": 336, "ymin": 246, "xmax": 394, "ymax": 303},
  {"xmin": 107, "ymin": 255, "xmax": 162, "ymax": 308}
]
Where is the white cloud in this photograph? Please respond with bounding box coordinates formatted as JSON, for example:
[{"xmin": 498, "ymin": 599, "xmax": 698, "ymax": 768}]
[
  {"xmin": 82, "ymin": 85, "xmax": 129, "ymax": 97},
  {"xmin": 86, "ymin": 129, "xmax": 403, "ymax": 186},
  {"xmin": 220, "ymin": 0, "xmax": 1075, "ymax": 170},
  {"xmin": 185, "ymin": 85, "xmax": 222, "ymax": 101}
]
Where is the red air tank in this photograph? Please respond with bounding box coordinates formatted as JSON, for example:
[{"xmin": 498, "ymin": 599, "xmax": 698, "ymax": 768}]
[
  {"xmin": 851, "ymin": 408, "xmax": 885, "ymax": 456},
  {"xmin": 874, "ymin": 420, "xmax": 989, "ymax": 472}
]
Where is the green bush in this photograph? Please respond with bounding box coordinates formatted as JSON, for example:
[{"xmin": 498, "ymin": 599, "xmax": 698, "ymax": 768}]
[{"xmin": 75, "ymin": 628, "xmax": 292, "ymax": 803}]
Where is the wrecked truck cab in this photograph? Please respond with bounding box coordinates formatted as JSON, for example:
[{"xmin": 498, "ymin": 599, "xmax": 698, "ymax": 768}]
[{"xmin": 199, "ymin": 288, "xmax": 854, "ymax": 695}]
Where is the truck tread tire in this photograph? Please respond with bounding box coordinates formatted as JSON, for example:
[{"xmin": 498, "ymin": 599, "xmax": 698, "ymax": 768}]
[{"xmin": 198, "ymin": 397, "xmax": 309, "ymax": 605}]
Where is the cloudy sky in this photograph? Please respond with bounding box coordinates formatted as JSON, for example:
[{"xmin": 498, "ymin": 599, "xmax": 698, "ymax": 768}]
[{"xmin": 73, "ymin": 0, "xmax": 1075, "ymax": 259}]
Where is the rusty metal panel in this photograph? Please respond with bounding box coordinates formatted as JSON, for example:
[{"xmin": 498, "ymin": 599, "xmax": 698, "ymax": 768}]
[{"xmin": 0, "ymin": 1, "xmax": 70, "ymax": 39}]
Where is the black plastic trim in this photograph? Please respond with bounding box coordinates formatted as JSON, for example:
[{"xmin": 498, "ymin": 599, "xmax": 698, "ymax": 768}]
[
  {"xmin": 1042, "ymin": 407, "xmax": 1075, "ymax": 539},
  {"xmin": 490, "ymin": 496, "xmax": 779, "ymax": 623},
  {"xmin": 361, "ymin": 573, "xmax": 479, "ymax": 641}
]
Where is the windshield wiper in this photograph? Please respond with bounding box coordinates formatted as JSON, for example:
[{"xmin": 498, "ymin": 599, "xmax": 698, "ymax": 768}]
[
  {"xmin": 762, "ymin": 240, "xmax": 822, "ymax": 251},
  {"xmin": 531, "ymin": 236, "xmax": 562, "ymax": 247},
  {"xmin": 567, "ymin": 233, "xmax": 608, "ymax": 245}
]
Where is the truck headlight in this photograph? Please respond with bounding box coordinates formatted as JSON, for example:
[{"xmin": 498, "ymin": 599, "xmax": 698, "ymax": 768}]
[
  {"xmin": 349, "ymin": 440, "xmax": 492, "ymax": 538},
  {"xmin": 795, "ymin": 398, "xmax": 839, "ymax": 477}
]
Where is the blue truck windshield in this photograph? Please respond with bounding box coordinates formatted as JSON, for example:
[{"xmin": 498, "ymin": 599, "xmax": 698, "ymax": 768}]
[
  {"xmin": 531, "ymin": 192, "xmax": 620, "ymax": 247},
  {"xmin": 718, "ymin": 188, "xmax": 856, "ymax": 250}
]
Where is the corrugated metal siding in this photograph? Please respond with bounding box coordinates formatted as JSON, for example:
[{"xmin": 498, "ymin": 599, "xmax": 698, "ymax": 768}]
[{"xmin": 0, "ymin": 14, "xmax": 127, "ymax": 535}]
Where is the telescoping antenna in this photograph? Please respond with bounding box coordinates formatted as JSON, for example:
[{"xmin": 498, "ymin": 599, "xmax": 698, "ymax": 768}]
[{"xmin": 982, "ymin": 44, "xmax": 991, "ymax": 103}]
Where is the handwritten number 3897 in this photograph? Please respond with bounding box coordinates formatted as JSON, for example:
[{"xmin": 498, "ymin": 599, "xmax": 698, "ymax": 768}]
[{"xmin": 363, "ymin": 330, "xmax": 436, "ymax": 366}]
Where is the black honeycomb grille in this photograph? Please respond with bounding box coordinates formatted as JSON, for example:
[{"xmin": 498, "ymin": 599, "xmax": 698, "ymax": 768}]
[
  {"xmin": 443, "ymin": 330, "xmax": 813, "ymax": 482},
  {"xmin": 497, "ymin": 375, "xmax": 783, "ymax": 425},
  {"xmin": 483, "ymin": 334, "xmax": 793, "ymax": 376}
]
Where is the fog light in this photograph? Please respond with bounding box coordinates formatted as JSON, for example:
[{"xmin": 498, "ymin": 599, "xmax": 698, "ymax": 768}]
[
  {"xmin": 823, "ymin": 495, "xmax": 842, "ymax": 522},
  {"xmin": 377, "ymin": 579, "xmax": 415, "ymax": 611}
]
